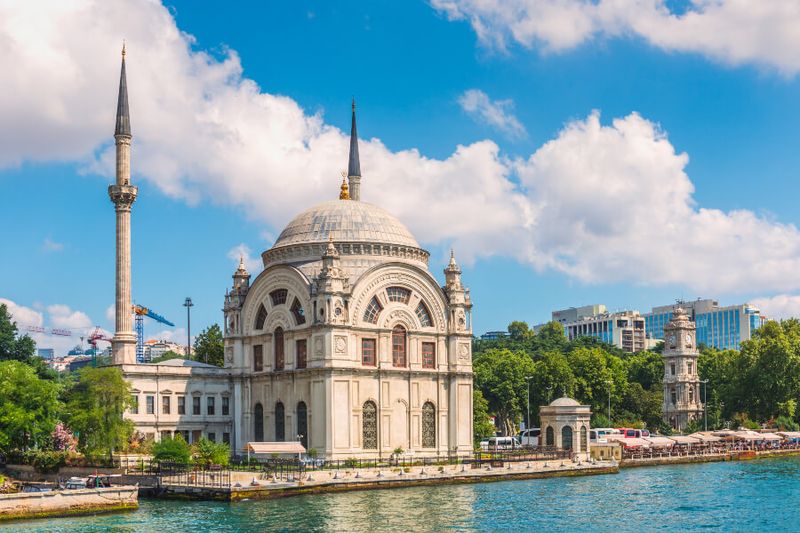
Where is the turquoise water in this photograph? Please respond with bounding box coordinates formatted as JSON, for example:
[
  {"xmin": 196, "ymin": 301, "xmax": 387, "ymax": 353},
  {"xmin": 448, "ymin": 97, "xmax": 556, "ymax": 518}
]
[{"xmin": 3, "ymin": 458, "xmax": 800, "ymax": 532}]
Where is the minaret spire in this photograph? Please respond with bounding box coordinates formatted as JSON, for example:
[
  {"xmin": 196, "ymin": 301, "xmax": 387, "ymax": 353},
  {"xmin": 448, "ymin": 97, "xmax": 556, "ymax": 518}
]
[
  {"xmin": 115, "ymin": 42, "xmax": 131, "ymax": 138},
  {"xmin": 347, "ymin": 98, "xmax": 361, "ymax": 201},
  {"xmin": 109, "ymin": 43, "xmax": 138, "ymax": 365}
]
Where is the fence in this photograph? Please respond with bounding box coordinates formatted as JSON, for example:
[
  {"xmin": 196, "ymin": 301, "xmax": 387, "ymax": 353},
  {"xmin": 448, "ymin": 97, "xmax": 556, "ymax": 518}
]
[{"xmin": 621, "ymin": 440, "xmax": 800, "ymax": 460}]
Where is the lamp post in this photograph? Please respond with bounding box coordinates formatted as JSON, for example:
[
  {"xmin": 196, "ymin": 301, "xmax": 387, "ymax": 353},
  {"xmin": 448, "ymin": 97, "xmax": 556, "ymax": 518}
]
[
  {"xmin": 183, "ymin": 297, "xmax": 194, "ymax": 360},
  {"xmin": 605, "ymin": 380, "xmax": 613, "ymax": 423},
  {"xmin": 701, "ymin": 379, "xmax": 709, "ymax": 431},
  {"xmin": 525, "ymin": 376, "xmax": 533, "ymax": 432}
]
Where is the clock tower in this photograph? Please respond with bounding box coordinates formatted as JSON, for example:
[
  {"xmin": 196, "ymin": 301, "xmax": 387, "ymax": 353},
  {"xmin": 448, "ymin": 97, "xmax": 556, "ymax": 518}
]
[{"xmin": 662, "ymin": 307, "xmax": 704, "ymax": 431}]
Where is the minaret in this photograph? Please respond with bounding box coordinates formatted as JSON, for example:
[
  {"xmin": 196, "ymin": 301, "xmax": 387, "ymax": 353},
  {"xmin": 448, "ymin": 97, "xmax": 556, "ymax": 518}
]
[
  {"xmin": 108, "ymin": 43, "xmax": 138, "ymax": 365},
  {"xmin": 347, "ymin": 99, "xmax": 361, "ymax": 201}
]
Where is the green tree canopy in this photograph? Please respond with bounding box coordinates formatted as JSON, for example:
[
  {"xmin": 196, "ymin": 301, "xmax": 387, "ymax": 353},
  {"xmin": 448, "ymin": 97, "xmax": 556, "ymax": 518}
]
[
  {"xmin": 473, "ymin": 348, "xmax": 536, "ymax": 435},
  {"xmin": 150, "ymin": 350, "xmax": 184, "ymax": 364},
  {"xmin": 153, "ymin": 435, "xmax": 191, "ymax": 465},
  {"xmin": 0, "ymin": 360, "xmax": 61, "ymax": 450},
  {"xmin": 192, "ymin": 437, "xmax": 230, "ymax": 467},
  {"xmin": 193, "ymin": 324, "xmax": 224, "ymax": 367},
  {"xmin": 65, "ymin": 366, "xmax": 133, "ymax": 461},
  {"xmin": 472, "ymin": 389, "xmax": 495, "ymax": 442}
]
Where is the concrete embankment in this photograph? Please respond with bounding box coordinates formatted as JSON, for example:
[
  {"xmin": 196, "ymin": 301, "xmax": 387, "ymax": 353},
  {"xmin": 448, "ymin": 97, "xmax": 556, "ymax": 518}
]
[
  {"xmin": 0, "ymin": 486, "xmax": 138, "ymax": 521},
  {"xmin": 620, "ymin": 448, "xmax": 800, "ymax": 469},
  {"xmin": 152, "ymin": 460, "xmax": 619, "ymax": 501}
]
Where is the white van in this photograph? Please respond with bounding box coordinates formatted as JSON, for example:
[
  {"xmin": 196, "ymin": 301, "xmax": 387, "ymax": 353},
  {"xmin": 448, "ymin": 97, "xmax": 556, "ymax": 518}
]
[
  {"xmin": 481, "ymin": 436, "xmax": 520, "ymax": 451},
  {"xmin": 590, "ymin": 428, "xmax": 620, "ymax": 444},
  {"xmin": 518, "ymin": 428, "xmax": 541, "ymax": 447}
]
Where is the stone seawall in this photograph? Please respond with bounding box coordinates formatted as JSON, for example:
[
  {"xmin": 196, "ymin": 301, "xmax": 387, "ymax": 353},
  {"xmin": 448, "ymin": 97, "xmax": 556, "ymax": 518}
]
[
  {"xmin": 0, "ymin": 486, "xmax": 138, "ymax": 521},
  {"xmin": 620, "ymin": 448, "xmax": 800, "ymax": 469}
]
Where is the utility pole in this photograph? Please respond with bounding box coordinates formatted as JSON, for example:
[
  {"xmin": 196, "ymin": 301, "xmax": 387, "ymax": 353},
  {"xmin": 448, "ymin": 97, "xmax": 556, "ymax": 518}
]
[
  {"xmin": 605, "ymin": 380, "xmax": 613, "ymax": 423},
  {"xmin": 183, "ymin": 297, "xmax": 194, "ymax": 360},
  {"xmin": 525, "ymin": 376, "xmax": 533, "ymax": 432}
]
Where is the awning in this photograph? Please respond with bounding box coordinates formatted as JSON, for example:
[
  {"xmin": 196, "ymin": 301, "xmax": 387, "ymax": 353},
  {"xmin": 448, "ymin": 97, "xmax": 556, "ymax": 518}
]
[
  {"xmin": 777, "ymin": 431, "xmax": 800, "ymax": 439},
  {"xmin": 757, "ymin": 432, "xmax": 782, "ymax": 441},
  {"xmin": 689, "ymin": 432, "xmax": 722, "ymax": 443},
  {"xmin": 246, "ymin": 442, "xmax": 307, "ymax": 454},
  {"xmin": 645, "ymin": 436, "xmax": 675, "ymax": 448},
  {"xmin": 606, "ymin": 435, "xmax": 649, "ymax": 448},
  {"xmin": 668, "ymin": 436, "xmax": 701, "ymax": 445}
]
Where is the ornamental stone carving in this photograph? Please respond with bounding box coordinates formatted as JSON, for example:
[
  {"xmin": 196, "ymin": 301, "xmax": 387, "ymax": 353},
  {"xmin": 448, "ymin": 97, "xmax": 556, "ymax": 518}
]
[{"xmin": 334, "ymin": 335, "xmax": 347, "ymax": 354}]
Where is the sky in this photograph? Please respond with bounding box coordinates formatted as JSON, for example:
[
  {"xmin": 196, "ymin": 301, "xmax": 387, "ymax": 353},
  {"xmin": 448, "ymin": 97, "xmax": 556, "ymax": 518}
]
[{"xmin": 2, "ymin": 0, "xmax": 800, "ymax": 355}]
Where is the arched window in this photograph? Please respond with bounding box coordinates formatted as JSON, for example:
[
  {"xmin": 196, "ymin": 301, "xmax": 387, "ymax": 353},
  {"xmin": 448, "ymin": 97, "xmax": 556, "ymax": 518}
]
[
  {"xmin": 254, "ymin": 304, "xmax": 267, "ymax": 330},
  {"xmin": 275, "ymin": 402, "xmax": 285, "ymax": 441},
  {"xmin": 561, "ymin": 425, "xmax": 573, "ymax": 450},
  {"xmin": 297, "ymin": 402, "xmax": 308, "ymax": 449},
  {"xmin": 415, "ymin": 302, "xmax": 432, "ymax": 328},
  {"xmin": 254, "ymin": 403, "xmax": 264, "ymax": 442},
  {"xmin": 363, "ymin": 296, "xmax": 383, "ymax": 324},
  {"xmin": 392, "ymin": 325, "xmax": 406, "ymax": 367},
  {"xmin": 274, "ymin": 328, "xmax": 284, "ymax": 371},
  {"xmin": 546, "ymin": 426, "xmax": 554, "ymax": 446},
  {"xmin": 362, "ymin": 401, "xmax": 377, "ymax": 449},
  {"xmin": 580, "ymin": 426, "xmax": 587, "ymax": 452},
  {"xmin": 291, "ymin": 298, "xmax": 306, "ymax": 325},
  {"xmin": 689, "ymin": 387, "xmax": 694, "ymax": 403},
  {"xmin": 386, "ymin": 286, "xmax": 411, "ymax": 304},
  {"xmin": 422, "ymin": 402, "xmax": 436, "ymax": 448},
  {"xmin": 270, "ymin": 289, "xmax": 288, "ymax": 306}
]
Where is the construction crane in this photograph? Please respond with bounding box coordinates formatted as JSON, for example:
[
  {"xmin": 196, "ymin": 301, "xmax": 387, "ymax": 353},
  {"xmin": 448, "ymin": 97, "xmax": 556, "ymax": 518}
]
[
  {"xmin": 87, "ymin": 327, "xmax": 113, "ymax": 367},
  {"xmin": 133, "ymin": 305, "xmax": 175, "ymax": 363}
]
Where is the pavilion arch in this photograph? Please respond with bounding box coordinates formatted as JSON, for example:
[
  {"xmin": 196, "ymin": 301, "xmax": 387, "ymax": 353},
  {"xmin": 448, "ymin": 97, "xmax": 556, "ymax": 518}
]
[
  {"xmin": 241, "ymin": 264, "xmax": 312, "ymax": 336},
  {"xmin": 350, "ymin": 262, "xmax": 447, "ymax": 331}
]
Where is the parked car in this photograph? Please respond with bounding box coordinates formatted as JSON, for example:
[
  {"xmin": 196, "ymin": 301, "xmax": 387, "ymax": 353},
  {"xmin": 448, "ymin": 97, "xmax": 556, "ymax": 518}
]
[
  {"xmin": 481, "ymin": 436, "xmax": 521, "ymax": 451},
  {"xmin": 590, "ymin": 428, "xmax": 620, "ymax": 444},
  {"xmin": 616, "ymin": 428, "xmax": 650, "ymax": 438},
  {"xmin": 518, "ymin": 428, "xmax": 541, "ymax": 447}
]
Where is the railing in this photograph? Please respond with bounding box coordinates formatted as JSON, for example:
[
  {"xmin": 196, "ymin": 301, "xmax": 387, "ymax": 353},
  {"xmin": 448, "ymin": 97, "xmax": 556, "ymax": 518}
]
[
  {"xmin": 155, "ymin": 462, "xmax": 231, "ymax": 488},
  {"xmin": 621, "ymin": 441, "xmax": 800, "ymax": 461}
]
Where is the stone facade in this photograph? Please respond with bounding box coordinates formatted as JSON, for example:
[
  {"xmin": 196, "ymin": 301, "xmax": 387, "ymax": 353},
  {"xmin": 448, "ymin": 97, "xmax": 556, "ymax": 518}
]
[
  {"xmin": 539, "ymin": 397, "xmax": 591, "ymax": 460},
  {"xmin": 662, "ymin": 308, "xmax": 704, "ymax": 431}
]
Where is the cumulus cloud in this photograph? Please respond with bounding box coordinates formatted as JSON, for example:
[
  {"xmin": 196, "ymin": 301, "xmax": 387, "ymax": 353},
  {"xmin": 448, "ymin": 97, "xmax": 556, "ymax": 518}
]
[
  {"xmin": 432, "ymin": 0, "xmax": 800, "ymax": 75},
  {"xmin": 105, "ymin": 304, "xmax": 115, "ymax": 325},
  {"xmin": 458, "ymin": 89, "xmax": 526, "ymax": 138},
  {"xmin": 0, "ymin": 298, "xmax": 101, "ymax": 355},
  {"xmin": 751, "ymin": 295, "xmax": 800, "ymax": 321},
  {"xmin": 227, "ymin": 243, "xmax": 262, "ymax": 274},
  {"xmin": 2, "ymin": 1, "xmax": 800, "ymax": 298}
]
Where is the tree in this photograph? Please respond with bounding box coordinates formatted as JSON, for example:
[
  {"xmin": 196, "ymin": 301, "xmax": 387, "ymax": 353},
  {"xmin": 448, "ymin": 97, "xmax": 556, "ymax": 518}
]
[
  {"xmin": 192, "ymin": 437, "xmax": 230, "ymax": 467},
  {"xmin": 152, "ymin": 435, "xmax": 191, "ymax": 465},
  {"xmin": 507, "ymin": 321, "xmax": 531, "ymax": 340},
  {"xmin": 473, "ymin": 349, "xmax": 536, "ymax": 435},
  {"xmin": 193, "ymin": 324, "xmax": 224, "ymax": 367},
  {"xmin": 0, "ymin": 360, "xmax": 61, "ymax": 450},
  {"xmin": 473, "ymin": 389, "xmax": 495, "ymax": 442},
  {"xmin": 0, "ymin": 304, "xmax": 36, "ymax": 362},
  {"xmin": 65, "ymin": 367, "xmax": 133, "ymax": 461}
]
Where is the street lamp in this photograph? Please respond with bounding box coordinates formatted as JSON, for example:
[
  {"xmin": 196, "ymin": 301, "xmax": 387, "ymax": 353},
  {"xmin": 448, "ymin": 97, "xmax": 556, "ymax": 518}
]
[
  {"xmin": 701, "ymin": 379, "xmax": 709, "ymax": 431},
  {"xmin": 525, "ymin": 376, "xmax": 533, "ymax": 432},
  {"xmin": 605, "ymin": 380, "xmax": 613, "ymax": 423},
  {"xmin": 183, "ymin": 297, "xmax": 194, "ymax": 360}
]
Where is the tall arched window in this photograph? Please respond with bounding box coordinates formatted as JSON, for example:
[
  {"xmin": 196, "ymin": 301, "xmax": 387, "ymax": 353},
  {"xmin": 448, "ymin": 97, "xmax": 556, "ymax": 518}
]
[
  {"xmin": 422, "ymin": 402, "xmax": 436, "ymax": 448},
  {"xmin": 297, "ymin": 402, "xmax": 308, "ymax": 449},
  {"xmin": 274, "ymin": 327, "xmax": 284, "ymax": 371},
  {"xmin": 254, "ymin": 403, "xmax": 264, "ymax": 442},
  {"xmin": 392, "ymin": 325, "xmax": 406, "ymax": 367},
  {"xmin": 254, "ymin": 304, "xmax": 267, "ymax": 330},
  {"xmin": 275, "ymin": 402, "xmax": 285, "ymax": 441},
  {"xmin": 580, "ymin": 426, "xmax": 587, "ymax": 452},
  {"xmin": 362, "ymin": 401, "xmax": 377, "ymax": 449},
  {"xmin": 546, "ymin": 426, "xmax": 554, "ymax": 446},
  {"xmin": 561, "ymin": 425, "xmax": 573, "ymax": 450}
]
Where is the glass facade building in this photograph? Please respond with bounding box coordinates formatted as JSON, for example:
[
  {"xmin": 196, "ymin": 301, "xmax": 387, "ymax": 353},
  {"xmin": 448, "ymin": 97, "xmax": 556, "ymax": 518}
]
[{"xmin": 644, "ymin": 299, "xmax": 767, "ymax": 351}]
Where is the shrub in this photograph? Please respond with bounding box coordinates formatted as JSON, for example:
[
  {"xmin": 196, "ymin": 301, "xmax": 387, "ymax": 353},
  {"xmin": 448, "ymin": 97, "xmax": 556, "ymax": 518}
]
[
  {"xmin": 51, "ymin": 423, "xmax": 78, "ymax": 452},
  {"xmin": 31, "ymin": 451, "xmax": 67, "ymax": 474},
  {"xmin": 344, "ymin": 457, "xmax": 359, "ymax": 468},
  {"xmin": 152, "ymin": 435, "xmax": 191, "ymax": 465},
  {"xmin": 192, "ymin": 438, "xmax": 230, "ymax": 467}
]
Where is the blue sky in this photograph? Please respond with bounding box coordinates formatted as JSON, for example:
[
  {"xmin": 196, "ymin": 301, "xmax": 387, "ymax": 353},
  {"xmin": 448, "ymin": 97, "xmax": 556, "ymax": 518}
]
[{"xmin": 2, "ymin": 0, "xmax": 800, "ymax": 354}]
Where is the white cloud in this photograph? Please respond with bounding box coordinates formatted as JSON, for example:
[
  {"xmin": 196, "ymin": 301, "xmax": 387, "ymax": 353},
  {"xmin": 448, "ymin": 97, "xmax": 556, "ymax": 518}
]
[
  {"xmin": 105, "ymin": 304, "xmax": 115, "ymax": 325},
  {"xmin": 227, "ymin": 243, "xmax": 262, "ymax": 274},
  {"xmin": 1, "ymin": 1, "xmax": 800, "ymax": 300},
  {"xmin": 0, "ymin": 298, "xmax": 100, "ymax": 355},
  {"xmin": 458, "ymin": 89, "xmax": 526, "ymax": 138},
  {"xmin": 751, "ymin": 295, "xmax": 800, "ymax": 321},
  {"xmin": 432, "ymin": 0, "xmax": 800, "ymax": 75},
  {"xmin": 42, "ymin": 237, "xmax": 64, "ymax": 252}
]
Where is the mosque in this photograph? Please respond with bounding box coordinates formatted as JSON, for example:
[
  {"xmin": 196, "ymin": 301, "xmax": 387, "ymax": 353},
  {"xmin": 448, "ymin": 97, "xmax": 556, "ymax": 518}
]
[{"xmin": 109, "ymin": 49, "xmax": 475, "ymax": 458}]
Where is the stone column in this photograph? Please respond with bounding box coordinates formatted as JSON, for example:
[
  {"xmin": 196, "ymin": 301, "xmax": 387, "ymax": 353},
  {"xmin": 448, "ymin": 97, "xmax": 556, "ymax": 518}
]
[{"xmin": 109, "ymin": 134, "xmax": 137, "ymax": 365}]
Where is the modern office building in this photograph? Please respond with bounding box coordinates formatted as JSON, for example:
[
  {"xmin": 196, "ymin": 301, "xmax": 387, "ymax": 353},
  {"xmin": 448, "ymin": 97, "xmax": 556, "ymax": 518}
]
[
  {"xmin": 551, "ymin": 304, "xmax": 607, "ymax": 326},
  {"xmin": 562, "ymin": 308, "xmax": 648, "ymax": 353},
  {"xmin": 479, "ymin": 331, "xmax": 508, "ymax": 340},
  {"xmin": 644, "ymin": 299, "xmax": 768, "ymax": 351},
  {"xmin": 37, "ymin": 348, "xmax": 55, "ymax": 360}
]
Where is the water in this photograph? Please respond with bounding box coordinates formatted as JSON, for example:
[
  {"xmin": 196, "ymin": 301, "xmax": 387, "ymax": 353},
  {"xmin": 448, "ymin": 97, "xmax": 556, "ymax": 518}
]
[{"xmin": 3, "ymin": 458, "xmax": 800, "ymax": 532}]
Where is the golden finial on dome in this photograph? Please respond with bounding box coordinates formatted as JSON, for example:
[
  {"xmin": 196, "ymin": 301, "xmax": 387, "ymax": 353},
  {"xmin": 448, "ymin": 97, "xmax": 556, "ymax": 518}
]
[{"xmin": 339, "ymin": 171, "xmax": 350, "ymax": 200}]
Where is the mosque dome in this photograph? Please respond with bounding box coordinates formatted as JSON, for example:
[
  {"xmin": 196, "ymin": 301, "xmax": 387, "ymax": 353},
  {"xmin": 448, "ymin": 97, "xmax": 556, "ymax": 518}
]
[
  {"xmin": 549, "ymin": 397, "xmax": 581, "ymax": 407},
  {"xmin": 273, "ymin": 200, "xmax": 420, "ymax": 249}
]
